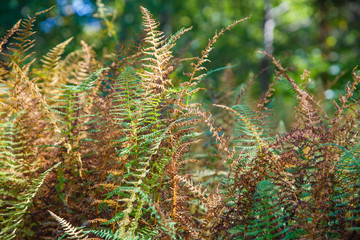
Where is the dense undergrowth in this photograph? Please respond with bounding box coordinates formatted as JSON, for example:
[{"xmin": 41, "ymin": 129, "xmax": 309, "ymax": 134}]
[{"xmin": 0, "ymin": 6, "xmax": 359, "ymax": 240}]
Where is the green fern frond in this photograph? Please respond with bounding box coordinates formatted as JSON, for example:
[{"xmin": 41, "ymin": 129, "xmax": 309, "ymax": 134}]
[
  {"xmin": 244, "ymin": 180, "xmax": 290, "ymax": 240},
  {"xmin": 215, "ymin": 104, "xmax": 272, "ymax": 166},
  {"xmin": 101, "ymin": 61, "xmax": 171, "ymax": 237},
  {"xmin": 91, "ymin": 228, "xmax": 123, "ymax": 240},
  {"xmin": 0, "ymin": 133, "xmax": 61, "ymax": 240},
  {"xmin": 47, "ymin": 68, "xmax": 107, "ymax": 144},
  {"xmin": 328, "ymin": 143, "xmax": 360, "ymax": 237},
  {"xmin": 137, "ymin": 189, "xmax": 178, "ymax": 238}
]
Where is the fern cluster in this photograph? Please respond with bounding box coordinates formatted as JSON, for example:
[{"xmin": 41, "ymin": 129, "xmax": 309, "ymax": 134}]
[{"xmin": 0, "ymin": 6, "xmax": 359, "ymax": 240}]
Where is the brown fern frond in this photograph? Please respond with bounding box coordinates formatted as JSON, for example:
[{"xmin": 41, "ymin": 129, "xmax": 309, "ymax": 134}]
[
  {"xmin": 4, "ymin": 8, "xmax": 52, "ymax": 67},
  {"xmin": 168, "ymin": 119, "xmax": 201, "ymax": 132},
  {"xmin": 87, "ymin": 218, "xmax": 109, "ymax": 225},
  {"xmin": 179, "ymin": 15, "xmax": 250, "ymax": 101},
  {"xmin": 261, "ymin": 51, "xmax": 327, "ymax": 127},
  {"xmin": 180, "ymin": 105, "xmax": 230, "ymax": 153},
  {"xmin": 106, "ymin": 40, "xmax": 145, "ymax": 85},
  {"xmin": 167, "ymin": 26, "xmax": 193, "ymax": 48},
  {"xmin": 0, "ymin": 19, "xmax": 21, "ymax": 55},
  {"xmin": 256, "ymin": 73, "xmax": 280, "ymax": 113},
  {"xmin": 334, "ymin": 66, "xmax": 360, "ymax": 117},
  {"xmin": 175, "ymin": 175, "xmax": 208, "ymax": 202},
  {"xmin": 91, "ymin": 199, "xmax": 120, "ymax": 208},
  {"xmin": 176, "ymin": 211, "xmax": 200, "ymax": 239},
  {"xmin": 10, "ymin": 60, "xmax": 62, "ymax": 136},
  {"xmin": 60, "ymin": 48, "xmax": 83, "ymax": 78}
]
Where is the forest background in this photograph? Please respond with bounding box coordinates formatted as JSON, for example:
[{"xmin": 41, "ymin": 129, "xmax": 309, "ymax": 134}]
[{"xmin": 1, "ymin": 0, "xmax": 360, "ymax": 125}]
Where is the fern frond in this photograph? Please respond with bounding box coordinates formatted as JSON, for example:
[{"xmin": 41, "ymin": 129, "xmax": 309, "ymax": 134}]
[
  {"xmin": 335, "ymin": 66, "xmax": 360, "ymax": 117},
  {"xmin": 41, "ymin": 37, "xmax": 73, "ymax": 72},
  {"xmin": 0, "ymin": 19, "xmax": 21, "ymax": 55},
  {"xmin": 74, "ymin": 40, "xmax": 100, "ymax": 83},
  {"xmin": 215, "ymin": 104, "xmax": 272, "ymax": 168},
  {"xmin": 175, "ymin": 175, "xmax": 207, "ymax": 202},
  {"xmin": 91, "ymin": 228, "xmax": 122, "ymax": 240},
  {"xmin": 328, "ymin": 143, "xmax": 360, "ymax": 237},
  {"xmin": 3, "ymin": 8, "xmax": 52, "ymax": 67},
  {"xmin": 178, "ymin": 16, "xmax": 250, "ymax": 103},
  {"xmin": 244, "ymin": 180, "xmax": 290, "ymax": 239},
  {"xmin": 38, "ymin": 37, "xmax": 73, "ymax": 88},
  {"xmin": 261, "ymin": 51, "xmax": 327, "ymax": 127},
  {"xmin": 47, "ymin": 68, "xmax": 106, "ymax": 144},
  {"xmin": 48, "ymin": 210, "xmax": 89, "ymax": 239},
  {"xmin": 0, "ymin": 140, "xmax": 61, "ymax": 240},
  {"xmin": 139, "ymin": 6, "xmax": 188, "ymax": 93}
]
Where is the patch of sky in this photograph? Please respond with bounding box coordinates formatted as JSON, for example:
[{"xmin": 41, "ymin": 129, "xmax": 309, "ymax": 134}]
[
  {"xmin": 324, "ymin": 89, "xmax": 335, "ymax": 99},
  {"xmin": 329, "ymin": 64, "xmax": 340, "ymax": 75},
  {"xmin": 72, "ymin": 0, "xmax": 94, "ymax": 16},
  {"xmin": 40, "ymin": 0, "xmax": 96, "ymax": 33},
  {"xmin": 84, "ymin": 18, "xmax": 101, "ymax": 34},
  {"xmin": 56, "ymin": 0, "xmax": 67, "ymax": 6},
  {"xmin": 40, "ymin": 18, "xmax": 57, "ymax": 33},
  {"xmin": 57, "ymin": 0, "xmax": 94, "ymax": 16}
]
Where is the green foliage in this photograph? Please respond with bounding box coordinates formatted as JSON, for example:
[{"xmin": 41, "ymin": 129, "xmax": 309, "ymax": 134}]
[
  {"xmin": 245, "ymin": 181, "xmax": 288, "ymax": 239},
  {"xmin": 0, "ymin": 5, "xmax": 359, "ymax": 240},
  {"xmin": 0, "ymin": 115, "xmax": 61, "ymax": 239}
]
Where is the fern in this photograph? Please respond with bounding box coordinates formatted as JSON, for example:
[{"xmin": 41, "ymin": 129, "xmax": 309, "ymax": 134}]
[
  {"xmin": 95, "ymin": 63, "xmax": 168, "ymax": 238},
  {"xmin": 139, "ymin": 6, "xmax": 190, "ymax": 93},
  {"xmin": 2, "ymin": 8, "xmax": 52, "ymax": 71},
  {"xmin": 244, "ymin": 180, "xmax": 289, "ymax": 240},
  {"xmin": 215, "ymin": 104, "xmax": 272, "ymax": 167},
  {"xmin": 46, "ymin": 67, "xmax": 106, "ymax": 148},
  {"xmin": 0, "ymin": 115, "xmax": 61, "ymax": 239},
  {"xmin": 38, "ymin": 37, "xmax": 73, "ymax": 90},
  {"xmin": 91, "ymin": 228, "xmax": 123, "ymax": 240},
  {"xmin": 0, "ymin": 19, "xmax": 21, "ymax": 55},
  {"xmin": 48, "ymin": 210, "xmax": 89, "ymax": 240},
  {"xmin": 328, "ymin": 143, "xmax": 360, "ymax": 238},
  {"xmin": 91, "ymin": 8, "xmax": 195, "ymax": 238}
]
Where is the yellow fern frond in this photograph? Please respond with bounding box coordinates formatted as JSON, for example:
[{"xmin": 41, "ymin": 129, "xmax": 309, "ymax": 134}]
[
  {"xmin": 39, "ymin": 37, "xmax": 73, "ymax": 88},
  {"xmin": 41, "ymin": 37, "xmax": 73, "ymax": 71}
]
